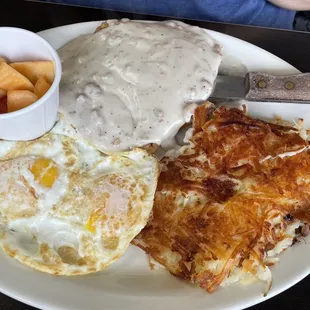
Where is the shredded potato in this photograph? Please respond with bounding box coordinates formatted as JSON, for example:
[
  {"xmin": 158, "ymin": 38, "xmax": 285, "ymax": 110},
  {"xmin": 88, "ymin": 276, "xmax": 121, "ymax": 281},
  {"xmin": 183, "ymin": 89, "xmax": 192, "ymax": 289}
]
[{"xmin": 134, "ymin": 103, "xmax": 310, "ymax": 294}]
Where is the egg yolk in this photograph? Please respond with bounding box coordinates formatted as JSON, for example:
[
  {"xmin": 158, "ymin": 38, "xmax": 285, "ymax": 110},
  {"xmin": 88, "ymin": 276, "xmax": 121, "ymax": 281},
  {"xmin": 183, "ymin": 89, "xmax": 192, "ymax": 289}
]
[
  {"xmin": 85, "ymin": 209, "xmax": 103, "ymax": 233},
  {"xmin": 30, "ymin": 158, "xmax": 58, "ymax": 188}
]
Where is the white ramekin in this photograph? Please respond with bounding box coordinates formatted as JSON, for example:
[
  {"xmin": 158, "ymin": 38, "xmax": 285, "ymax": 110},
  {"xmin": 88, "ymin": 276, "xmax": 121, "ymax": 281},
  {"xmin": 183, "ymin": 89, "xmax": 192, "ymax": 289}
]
[{"xmin": 0, "ymin": 27, "xmax": 62, "ymax": 141}]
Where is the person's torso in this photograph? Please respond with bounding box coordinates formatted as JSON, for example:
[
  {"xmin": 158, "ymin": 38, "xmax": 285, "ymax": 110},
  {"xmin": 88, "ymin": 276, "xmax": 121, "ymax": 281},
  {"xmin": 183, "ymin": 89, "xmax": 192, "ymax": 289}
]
[{"xmin": 47, "ymin": 0, "xmax": 296, "ymax": 29}]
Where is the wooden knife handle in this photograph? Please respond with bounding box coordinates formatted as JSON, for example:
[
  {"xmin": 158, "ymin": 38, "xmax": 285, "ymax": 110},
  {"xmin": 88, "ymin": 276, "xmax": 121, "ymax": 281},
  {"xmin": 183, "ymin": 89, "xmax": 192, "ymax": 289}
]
[{"xmin": 245, "ymin": 72, "xmax": 310, "ymax": 102}]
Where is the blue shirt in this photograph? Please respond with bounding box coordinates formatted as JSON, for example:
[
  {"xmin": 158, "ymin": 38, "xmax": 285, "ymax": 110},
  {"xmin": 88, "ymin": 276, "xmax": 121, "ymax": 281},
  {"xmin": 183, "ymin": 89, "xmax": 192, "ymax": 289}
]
[{"xmin": 45, "ymin": 0, "xmax": 296, "ymax": 29}]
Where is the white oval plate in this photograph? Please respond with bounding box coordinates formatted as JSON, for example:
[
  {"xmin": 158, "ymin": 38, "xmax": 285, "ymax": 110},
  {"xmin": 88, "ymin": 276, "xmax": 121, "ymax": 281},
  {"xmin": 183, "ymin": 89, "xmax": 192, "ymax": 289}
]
[{"xmin": 0, "ymin": 21, "xmax": 309, "ymax": 310}]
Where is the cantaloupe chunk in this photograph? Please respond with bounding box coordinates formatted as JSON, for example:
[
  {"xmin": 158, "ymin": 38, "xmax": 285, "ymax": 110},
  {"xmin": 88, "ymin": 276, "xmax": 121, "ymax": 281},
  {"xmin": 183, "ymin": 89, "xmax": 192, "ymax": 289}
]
[
  {"xmin": 0, "ymin": 62, "xmax": 34, "ymax": 91},
  {"xmin": 7, "ymin": 90, "xmax": 38, "ymax": 113},
  {"xmin": 0, "ymin": 96, "xmax": 7, "ymax": 114},
  {"xmin": 34, "ymin": 76, "xmax": 51, "ymax": 99},
  {"xmin": 10, "ymin": 61, "xmax": 54, "ymax": 85},
  {"xmin": 0, "ymin": 88, "xmax": 6, "ymax": 99}
]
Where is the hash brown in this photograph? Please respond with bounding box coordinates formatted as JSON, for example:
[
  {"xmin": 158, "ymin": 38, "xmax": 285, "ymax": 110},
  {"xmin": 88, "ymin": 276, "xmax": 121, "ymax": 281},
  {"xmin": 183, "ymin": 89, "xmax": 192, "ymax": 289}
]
[{"xmin": 134, "ymin": 103, "xmax": 310, "ymax": 294}]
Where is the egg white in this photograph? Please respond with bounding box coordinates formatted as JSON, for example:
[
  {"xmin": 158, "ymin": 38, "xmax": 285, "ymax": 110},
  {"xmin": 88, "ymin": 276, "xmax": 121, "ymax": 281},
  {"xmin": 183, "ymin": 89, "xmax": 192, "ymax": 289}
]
[{"xmin": 0, "ymin": 118, "xmax": 159, "ymax": 275}]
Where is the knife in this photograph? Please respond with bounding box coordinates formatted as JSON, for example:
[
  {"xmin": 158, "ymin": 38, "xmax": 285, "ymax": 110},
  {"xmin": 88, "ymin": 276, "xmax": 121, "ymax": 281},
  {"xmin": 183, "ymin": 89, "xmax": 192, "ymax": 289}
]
[{"xmin": 210, "ymin": 72, "xmax": 310, "ymax": 103}]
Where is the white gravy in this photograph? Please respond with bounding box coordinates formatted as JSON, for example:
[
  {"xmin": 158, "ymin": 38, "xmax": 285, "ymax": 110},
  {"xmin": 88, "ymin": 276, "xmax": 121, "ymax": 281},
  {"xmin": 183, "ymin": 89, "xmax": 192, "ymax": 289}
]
[{"xmin": 58, "ymin": 19, "xmax": 222, "ymax": 152}]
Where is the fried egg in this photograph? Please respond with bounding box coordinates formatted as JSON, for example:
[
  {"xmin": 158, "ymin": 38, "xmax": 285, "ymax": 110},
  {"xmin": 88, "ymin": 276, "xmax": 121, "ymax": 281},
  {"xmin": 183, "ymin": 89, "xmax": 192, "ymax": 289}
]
[{"xmin": 0, "ymin": 118, "xmax": 159, "ymax": 275}]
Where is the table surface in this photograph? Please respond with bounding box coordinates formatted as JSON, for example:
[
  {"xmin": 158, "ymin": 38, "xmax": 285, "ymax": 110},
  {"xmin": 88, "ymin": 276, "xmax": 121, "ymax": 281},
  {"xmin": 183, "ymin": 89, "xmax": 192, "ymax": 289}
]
[{"xmin": 2, "ymin": 0, "xmax": 310, "ymax": 309}]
